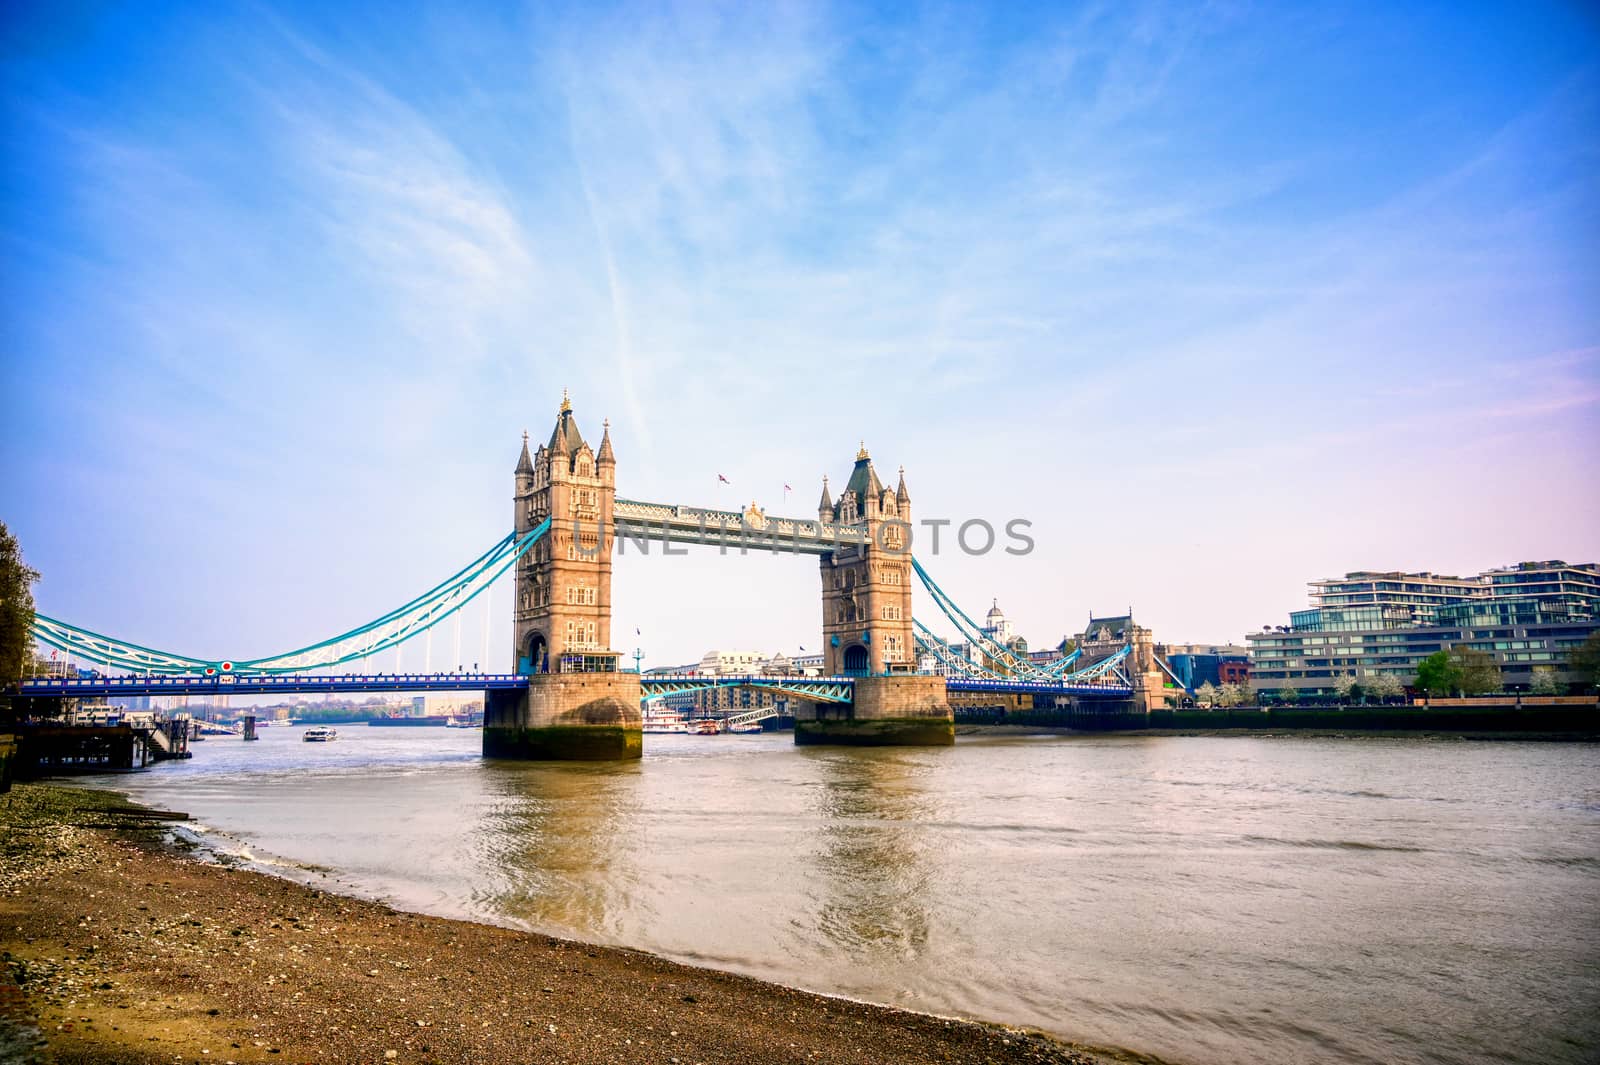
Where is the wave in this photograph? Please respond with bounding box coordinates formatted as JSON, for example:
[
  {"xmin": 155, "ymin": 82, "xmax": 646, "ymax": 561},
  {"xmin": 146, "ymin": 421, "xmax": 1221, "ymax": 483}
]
[
  {"xmin": 1241, "ymin": 835, "xmax": 1427, "ymax": 853},
  {"xmin": 1522, "ymin": 855, "xmax": 1600, "ymax": 869}
]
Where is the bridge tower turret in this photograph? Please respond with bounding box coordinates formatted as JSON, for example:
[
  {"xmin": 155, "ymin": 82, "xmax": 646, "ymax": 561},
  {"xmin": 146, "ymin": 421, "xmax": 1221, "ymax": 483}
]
[{"xmin": 514, "ymin": 431, "xmax": 535, "ymax": 534}]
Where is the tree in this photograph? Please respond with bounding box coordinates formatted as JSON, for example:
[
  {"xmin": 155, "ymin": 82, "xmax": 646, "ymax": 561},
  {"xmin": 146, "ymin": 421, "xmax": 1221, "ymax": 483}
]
[
  {"xmin": 0, "ymin": 521, "xmax": 40, "ymax": 689},
  {"xmin": 1368, "ymin": 673, "xmax": 1404, "ymax": 701},
  {"xmin": 1568, "ymin": 632, "xmax": 1600, "ymax": 693},
  {"xmin": 1414, "ymin": 651, "xmax": 1458, "ymax": 697},
  {"xmin": 1334, "ymin": 672, "xmax": 1359, "ymax": 702},
  {"xmin": 1218, "ymin": 682, "xmax": 1244, "ymax": 707},
  {"xmin": 1450, "ymin": 644, "xmax": 1502, "ymax": 696},
  {"xmin": 1195, "ymin": 681, "xmax": 1218, "ymax": 707},
  {"xmin": 1277, "ymin": 685, "xmax": 1299, "ymax": 705},
  {"xmin": 1530, "ymin": 670, "xmax": 1564, "ymax": 696}
]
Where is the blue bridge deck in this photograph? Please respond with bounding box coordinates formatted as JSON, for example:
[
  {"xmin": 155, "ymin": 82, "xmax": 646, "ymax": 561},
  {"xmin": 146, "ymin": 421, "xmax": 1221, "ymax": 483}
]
[
  {"xmin": 19, "ymin": 672, "xmax": 1133, "ymax": 700},
  {"xmin": 19, "ymin": 673, "xmax": 532, "ymax": 697}
]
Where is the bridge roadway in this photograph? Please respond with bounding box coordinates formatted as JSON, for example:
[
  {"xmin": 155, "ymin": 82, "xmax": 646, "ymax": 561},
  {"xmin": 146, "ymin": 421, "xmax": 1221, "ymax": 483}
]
[
  {"xmin": 19, "ymin": 672, "xmax": 1133, "ymax": 700},
  {"xmin": 19, "ymin": 672, "xmax": 531, "ymax": 698}
]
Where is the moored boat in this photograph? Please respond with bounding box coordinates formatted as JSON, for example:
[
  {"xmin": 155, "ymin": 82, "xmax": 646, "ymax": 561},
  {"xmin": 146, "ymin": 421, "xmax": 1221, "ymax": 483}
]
[{"xmin": 642, "ymin": 706, "xmax": 690, "ymax": 734}]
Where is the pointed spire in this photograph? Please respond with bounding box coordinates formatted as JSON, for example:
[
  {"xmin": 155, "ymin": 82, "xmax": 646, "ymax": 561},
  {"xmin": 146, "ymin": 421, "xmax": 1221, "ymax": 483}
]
[
  {"xmin": 597, "ymin": 418, "xmax": 615, "ymax": 464},
  {"xmin": 516, "ymin": 430, "xmax": 533, "ymax": 474},
  {"xmin": 896, "ymin": 465, "xmax": 910, "ymax": 504},
  {"xmin": 817, "ymin": 474, "xmax": 833, "ymax": 517},
  {"xmin": 856, "ymin": 440, "xmax": 869, "ymax": 461},
  {"xmin": 545, "ymin": 390, "xmax": 587, "ymax": 457}
]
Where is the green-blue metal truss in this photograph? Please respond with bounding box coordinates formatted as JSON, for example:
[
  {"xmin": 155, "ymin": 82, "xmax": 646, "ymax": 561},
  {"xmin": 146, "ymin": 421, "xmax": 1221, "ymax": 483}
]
[
  {"xmin": 639, "ymin": 675, "xmax": 854, "ymax": 704},
  {"xmin": 29, "ymin": 520, "xmax": 551, "ymax": 675},
  {"xmin": 910, "ymin": 559, "xmax": 1083, "ymax": 680}
]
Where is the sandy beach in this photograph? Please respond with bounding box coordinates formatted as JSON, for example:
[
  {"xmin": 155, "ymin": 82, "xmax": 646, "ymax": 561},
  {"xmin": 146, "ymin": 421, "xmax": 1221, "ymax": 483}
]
[{"xmin": 1, "ymin": 782, "xmax": 1136, "ymax": 1065}]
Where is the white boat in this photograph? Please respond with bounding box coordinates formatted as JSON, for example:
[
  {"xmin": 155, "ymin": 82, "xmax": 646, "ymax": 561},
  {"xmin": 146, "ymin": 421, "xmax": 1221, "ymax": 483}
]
[
  {"xmin": 302, "ymin": 726, "xmax": 338, "ymax": 742},
  {"xmin": 641, "ymin": 705, "xmax": 689, "ymax": 734}
]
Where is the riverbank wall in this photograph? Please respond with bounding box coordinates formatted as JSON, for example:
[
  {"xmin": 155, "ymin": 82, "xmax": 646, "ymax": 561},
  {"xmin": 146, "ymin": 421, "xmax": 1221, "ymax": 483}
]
[{"xmin": 982, "ymin": 698, "xmax": 1599, "ymax": 734}]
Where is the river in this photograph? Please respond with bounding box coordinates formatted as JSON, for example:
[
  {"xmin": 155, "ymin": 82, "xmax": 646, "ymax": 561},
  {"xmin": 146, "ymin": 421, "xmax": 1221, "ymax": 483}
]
[{"xmin": 75, "ymin": 726, "xmax": 1600, "ymax": 1065}]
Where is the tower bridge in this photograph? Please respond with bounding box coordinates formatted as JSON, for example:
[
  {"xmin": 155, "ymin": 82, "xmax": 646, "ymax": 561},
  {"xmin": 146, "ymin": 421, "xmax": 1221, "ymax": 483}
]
[{"xmin": 20, "ymin": 393, "xmax": 1180, "ymax": 759}]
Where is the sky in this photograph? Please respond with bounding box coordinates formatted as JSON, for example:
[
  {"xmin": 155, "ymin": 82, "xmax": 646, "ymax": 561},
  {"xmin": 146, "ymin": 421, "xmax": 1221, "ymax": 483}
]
[{"xmin": 2, "ymin": 1, "xmax": 1597, "ymax": 671}]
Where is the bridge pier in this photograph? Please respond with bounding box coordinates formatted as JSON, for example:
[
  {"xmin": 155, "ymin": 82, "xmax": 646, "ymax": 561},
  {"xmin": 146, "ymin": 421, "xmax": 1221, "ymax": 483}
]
[
  {"xmin": 794, "ymin": 675, "xmax": 954, "ymax": 746},
  {"xmin": 483, "ymin": 673, "xmax": 643, "ymax": 760}
]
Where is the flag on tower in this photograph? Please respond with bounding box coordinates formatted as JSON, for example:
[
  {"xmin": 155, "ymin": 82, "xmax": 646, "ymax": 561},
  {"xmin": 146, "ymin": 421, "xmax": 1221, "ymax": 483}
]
[{"xmin": 717, "ymin": 473, "xmax": 730, "ymax": 484}]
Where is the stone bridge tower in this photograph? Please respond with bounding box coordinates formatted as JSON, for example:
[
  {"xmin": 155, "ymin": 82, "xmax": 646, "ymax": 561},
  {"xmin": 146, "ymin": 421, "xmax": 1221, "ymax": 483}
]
[
  {"xmin": 486, "ymin": 393, "xmax": 640, "ymax": 761},
  {"xmin": 804, "ymin": 444, "xmax": 951, "ymax": 746},
  {"xmin": 817, "ymin": 445, "xmax": 914, "ymax": 676},
  {"xmin": 512, "ymin": 391, "xmax": 616, "ymax": 674}
]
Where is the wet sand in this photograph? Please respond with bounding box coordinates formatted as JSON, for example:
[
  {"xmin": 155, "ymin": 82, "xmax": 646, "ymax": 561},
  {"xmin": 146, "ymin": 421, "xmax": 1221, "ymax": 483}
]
[{"xmin": 1, "ymin": 783, "xmax": 1142, "ymax": 1065}]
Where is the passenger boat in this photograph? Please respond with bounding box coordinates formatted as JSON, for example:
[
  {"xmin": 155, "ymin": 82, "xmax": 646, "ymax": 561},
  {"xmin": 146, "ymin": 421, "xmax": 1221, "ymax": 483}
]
[
  {"xmin": 691, "ymin": 719, "xmax": 722, "ymax": 735},
  {"xmin": 302, "ymin": 726, "xmax": 338, "ymax": 742},
  {"xmin": 728, "ymin": 721, "xmax": 764, "ymax": 734},
  {"xmin": 642, "ymin": 706, "xmax": 690, "ymax": 734}
]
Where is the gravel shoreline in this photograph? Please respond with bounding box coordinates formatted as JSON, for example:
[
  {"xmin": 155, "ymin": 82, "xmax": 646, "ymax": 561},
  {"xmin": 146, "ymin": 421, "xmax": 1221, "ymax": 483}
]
[{"xmin": 2, "ymin": 782, "xmax": 1147, "ymax": 1065}]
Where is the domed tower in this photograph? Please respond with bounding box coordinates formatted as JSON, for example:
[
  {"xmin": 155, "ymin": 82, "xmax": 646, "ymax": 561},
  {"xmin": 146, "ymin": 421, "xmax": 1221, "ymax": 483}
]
[
  {"xmin": 985, "ymin": 599, "xmax": 1013, "ymax": 644},
  {"xmin": 818, "ymin": 443, "xmax": 914, "ymax": 676}
]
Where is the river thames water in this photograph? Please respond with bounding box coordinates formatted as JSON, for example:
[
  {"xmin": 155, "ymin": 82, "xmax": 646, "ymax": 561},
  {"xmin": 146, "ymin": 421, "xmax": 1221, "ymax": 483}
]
[{"xmin": 76, "ymin": 726, "xmax": 1599, "ymax": 1065}]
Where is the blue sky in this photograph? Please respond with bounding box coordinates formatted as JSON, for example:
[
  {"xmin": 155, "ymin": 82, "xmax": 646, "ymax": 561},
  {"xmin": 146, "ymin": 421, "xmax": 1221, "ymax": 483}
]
[{"xmin": 2, "ymin": 1, "xmax": 1597, "ymax": 669}]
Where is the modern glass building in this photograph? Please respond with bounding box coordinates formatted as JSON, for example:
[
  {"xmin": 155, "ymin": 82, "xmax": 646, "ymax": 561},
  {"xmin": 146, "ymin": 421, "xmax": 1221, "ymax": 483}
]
[
  {"xmin": 1250, "ymin": 561, "xmax": 1598, "ymax": 696},
  {"xmin": 1481, "ymin": 560, "xmax": 1600, "ymax": 617},
  {"xmin": 1289, "ymin": 571, "xmax": 1490, "ymax": 633}
]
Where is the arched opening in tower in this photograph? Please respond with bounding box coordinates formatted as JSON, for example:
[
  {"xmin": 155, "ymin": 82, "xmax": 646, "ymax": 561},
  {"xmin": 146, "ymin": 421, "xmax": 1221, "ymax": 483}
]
[{"xmin": 524, "ymin": 632, "xmax": 549, "ymax": 675}]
